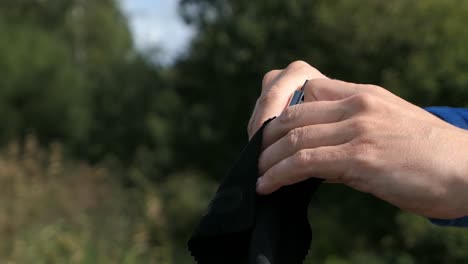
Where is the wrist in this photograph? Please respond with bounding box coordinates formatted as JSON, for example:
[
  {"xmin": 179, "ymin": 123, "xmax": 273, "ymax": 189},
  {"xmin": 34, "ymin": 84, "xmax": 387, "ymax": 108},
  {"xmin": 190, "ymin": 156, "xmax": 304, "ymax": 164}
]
[
  {"xmin": 452, "ymin": 128, "xmax": 468, "ymax": 217},
  {"xmin": 422, "ymin": 107, "xmax": 468, "ymax": 220},
  {"xmin": 462, "ymin": 130, "xmax": 468, "ymax": 216},
  {"xmin": 429, "ymin": 126, "xmax": 468, "ymax": 219}
]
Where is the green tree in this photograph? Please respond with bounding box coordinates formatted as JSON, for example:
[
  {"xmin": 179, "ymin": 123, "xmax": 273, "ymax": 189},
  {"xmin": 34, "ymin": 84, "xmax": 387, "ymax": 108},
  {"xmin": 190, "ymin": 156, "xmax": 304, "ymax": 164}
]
[
  {"xmin": 0, "ymin": 16, "xmax": 88, "ymax": 144},
  {"xmin": 0, "ymin": 0, "xmax": 177, "ymax": 173}
]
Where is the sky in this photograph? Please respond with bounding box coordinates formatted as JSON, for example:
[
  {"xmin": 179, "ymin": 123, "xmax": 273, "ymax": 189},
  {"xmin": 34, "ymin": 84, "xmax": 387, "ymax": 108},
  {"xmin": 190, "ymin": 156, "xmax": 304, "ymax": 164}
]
[{"xmin": 120, "ymin": 0, "xmax": 194, "ymax": 63}]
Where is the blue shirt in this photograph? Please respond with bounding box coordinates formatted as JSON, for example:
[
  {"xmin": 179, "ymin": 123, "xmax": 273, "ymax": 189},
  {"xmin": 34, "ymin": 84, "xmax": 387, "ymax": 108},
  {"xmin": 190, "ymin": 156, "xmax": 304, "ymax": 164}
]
[{"xmin": 425, "ymin": 107, "xmax": 468, "ymax": 227}]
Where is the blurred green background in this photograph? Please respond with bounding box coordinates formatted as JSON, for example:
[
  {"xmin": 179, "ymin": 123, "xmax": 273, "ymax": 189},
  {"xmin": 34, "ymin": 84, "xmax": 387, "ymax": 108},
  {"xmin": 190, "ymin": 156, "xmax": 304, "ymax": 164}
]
[{"xmin": 0, "ymin": 0, "xmax": 468, "ymax": 263}]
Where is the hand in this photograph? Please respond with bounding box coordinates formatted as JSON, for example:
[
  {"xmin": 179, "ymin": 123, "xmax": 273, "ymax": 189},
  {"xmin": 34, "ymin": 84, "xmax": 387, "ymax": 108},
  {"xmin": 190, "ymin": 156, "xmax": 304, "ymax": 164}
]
[{"xmin": 250, "ymin": 63, "xmax": 468, "ymax": 219}]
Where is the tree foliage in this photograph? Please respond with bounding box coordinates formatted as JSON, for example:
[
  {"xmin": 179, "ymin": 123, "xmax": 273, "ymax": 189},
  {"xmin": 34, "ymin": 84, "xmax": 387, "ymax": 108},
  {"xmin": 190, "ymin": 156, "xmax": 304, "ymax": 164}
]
[{"xmin": 0, "ymin": 0, "xmax": 179, "ymax": 176}]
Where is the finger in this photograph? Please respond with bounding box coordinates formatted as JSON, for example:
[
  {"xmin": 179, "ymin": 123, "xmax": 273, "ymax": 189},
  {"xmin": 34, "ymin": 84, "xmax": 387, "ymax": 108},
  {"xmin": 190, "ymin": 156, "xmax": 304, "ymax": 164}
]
[
  {"xmin": 256, "ymin": 145, "xmax": 350, "ymax": 195},
  {"xmin": 304, "ymin": 79, "xmax": 360, "ymax": 102},
  {"xmin": 303, "ymin": 79, "xmax": 429, "ymax": 117},
  {"xmin": 259, "ymin": 120, "xmax": 356, "ymax": 175},
  {"xmin": 262, "ymin": 100, "xmax": 350, "ymax": 148},
  {"xmin": 248, "ymin": 69, "xmax": 283, "ymax": 137},
  {"xmin": 303, "ymin": 78, "xmax": 393, "ymax": 102},
  {"xmin": 249, "ymin": 61, "xmax": 327, "ymax": 137}
]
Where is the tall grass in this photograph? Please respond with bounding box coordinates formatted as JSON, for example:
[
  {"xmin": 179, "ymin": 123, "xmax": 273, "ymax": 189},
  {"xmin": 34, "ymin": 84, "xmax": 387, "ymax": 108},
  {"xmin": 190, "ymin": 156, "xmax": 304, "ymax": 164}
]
[{"xmin": 0, "ymin": 135, "xmax": 170, "ymax": 263}]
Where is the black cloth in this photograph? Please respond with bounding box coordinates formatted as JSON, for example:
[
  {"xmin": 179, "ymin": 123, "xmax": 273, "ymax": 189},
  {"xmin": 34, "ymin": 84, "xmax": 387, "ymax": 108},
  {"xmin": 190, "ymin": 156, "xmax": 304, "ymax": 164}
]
[{"xmin": 188, "ymin": 119, "xmax": 322, "ymax": 264}]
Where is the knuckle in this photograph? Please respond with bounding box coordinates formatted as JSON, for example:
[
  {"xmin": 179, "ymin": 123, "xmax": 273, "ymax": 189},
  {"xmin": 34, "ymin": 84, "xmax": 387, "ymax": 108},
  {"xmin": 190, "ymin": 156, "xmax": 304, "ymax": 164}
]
[
  {"xmin": 292, "ymin": 149, "xmax": 311, "ymax": 168},
  {"xmin": 340, "ymin": 144, "xmax": 376, "ymax": 191},
  {"xmin": 286, "ymin": 128, "xmax": 304, "ymax": 149},
  {"xmin": 278, "ymin": 106, "xmax": 300, "ymax": 125},
  {"xmin": 350, "ymin": 117, "xmax": 373, "ymax": 135},
  {"xmin": 257, "ymin": 91, "xmax": 279, "ymax": 107},
  {"xmin": 350, "ymin": 142, "xmax": 378, "ymax": 171},
  {"xmin": 361, "ymin": 84, "xmax": 393, "ymax": 97},
  {"xmin": 287, "ymin": 60, "xmax": 311, "ymax": 70},
  {"xmin": 362, "ymin": 84, "xmax": 383, "ymax": 91},
  {"xmin": 262, "ymin": 69, "xmax": 280, "ymax": 88},
  {"xmin": 351, "ymin": 93, "xmax": 377, "ymax": 112},
  {"xmin": 287, "ymin": 60, "xmax": 322, "ymax": 78}
]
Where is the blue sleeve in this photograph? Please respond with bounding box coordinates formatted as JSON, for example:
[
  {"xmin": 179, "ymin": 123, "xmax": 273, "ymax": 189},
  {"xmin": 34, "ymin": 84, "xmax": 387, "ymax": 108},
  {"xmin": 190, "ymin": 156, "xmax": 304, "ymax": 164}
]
[
  {"xmin": 425, "ymin": 107, "xmax": 468, "ymax": 129},
  {"xmin": 424, "ymin": 107, "xmax": 468, "ymax": 227}
]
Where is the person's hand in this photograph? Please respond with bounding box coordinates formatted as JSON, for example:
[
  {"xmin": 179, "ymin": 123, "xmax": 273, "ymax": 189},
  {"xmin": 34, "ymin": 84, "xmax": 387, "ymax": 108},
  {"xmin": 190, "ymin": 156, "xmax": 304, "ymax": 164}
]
[{"xmin": 250, "ymin": 62, "xmax": 468, "ymax": 219}]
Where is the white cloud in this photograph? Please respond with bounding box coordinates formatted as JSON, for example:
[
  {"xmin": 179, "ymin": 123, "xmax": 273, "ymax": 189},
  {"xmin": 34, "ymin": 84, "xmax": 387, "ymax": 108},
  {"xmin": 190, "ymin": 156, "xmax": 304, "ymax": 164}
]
[{"xmin": 120, "ymin": 0, "xmax": 194, "ymax": 62}]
